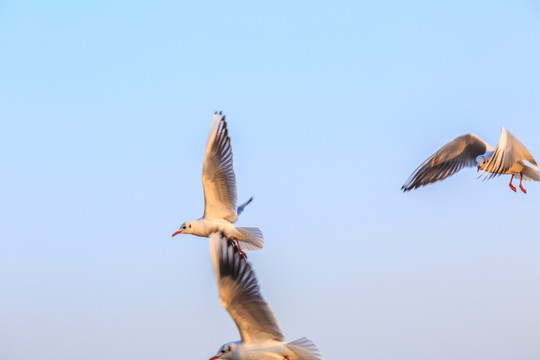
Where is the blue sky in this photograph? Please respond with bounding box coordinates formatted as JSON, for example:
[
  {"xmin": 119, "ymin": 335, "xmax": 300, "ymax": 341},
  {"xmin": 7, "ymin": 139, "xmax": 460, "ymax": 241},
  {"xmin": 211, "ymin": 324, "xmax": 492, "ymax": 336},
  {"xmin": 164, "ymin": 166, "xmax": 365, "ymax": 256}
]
[{"xmin": 1, "ymin": 1, "xmax": 540, "ymax": 359}]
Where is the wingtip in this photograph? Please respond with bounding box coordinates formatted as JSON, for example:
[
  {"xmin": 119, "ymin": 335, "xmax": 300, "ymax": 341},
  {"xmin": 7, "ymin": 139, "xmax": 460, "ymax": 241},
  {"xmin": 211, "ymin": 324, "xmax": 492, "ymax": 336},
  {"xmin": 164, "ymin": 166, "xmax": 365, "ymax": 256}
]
[{"xmin": 212, "ymin": 111, "xmax": 227, "ymax": 125}]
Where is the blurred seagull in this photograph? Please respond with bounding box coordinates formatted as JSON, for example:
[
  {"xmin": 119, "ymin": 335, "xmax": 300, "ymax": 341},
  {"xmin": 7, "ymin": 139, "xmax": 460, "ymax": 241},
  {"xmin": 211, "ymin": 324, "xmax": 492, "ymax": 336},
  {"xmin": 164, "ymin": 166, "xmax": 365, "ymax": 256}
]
[
  {"xmin": 402, "ymin": 128, "xmax": 540, "ymax": 193},
  {"xmin": 172, "ymin": 112, "xmax": 263, "ymax": 257},
  {"xmin": 208, "ymin": 233, "xmax": 322, "ymax": 360}
]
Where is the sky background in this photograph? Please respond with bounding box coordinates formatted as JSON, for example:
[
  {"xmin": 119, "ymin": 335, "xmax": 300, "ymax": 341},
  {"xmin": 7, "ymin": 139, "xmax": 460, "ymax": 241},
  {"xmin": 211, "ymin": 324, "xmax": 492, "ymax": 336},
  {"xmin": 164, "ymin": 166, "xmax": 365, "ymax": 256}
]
[{"xmin": 1, "ymin": 1, "xmax": 540, "ymax": 359}]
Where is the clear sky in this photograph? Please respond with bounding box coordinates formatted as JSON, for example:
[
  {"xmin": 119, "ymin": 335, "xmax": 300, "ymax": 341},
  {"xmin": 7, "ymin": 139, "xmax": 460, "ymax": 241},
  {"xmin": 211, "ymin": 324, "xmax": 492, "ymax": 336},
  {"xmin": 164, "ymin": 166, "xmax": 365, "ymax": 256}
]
[{"xmin": 1, "ymin": 1, "xmax": 540, "ymax": 359}]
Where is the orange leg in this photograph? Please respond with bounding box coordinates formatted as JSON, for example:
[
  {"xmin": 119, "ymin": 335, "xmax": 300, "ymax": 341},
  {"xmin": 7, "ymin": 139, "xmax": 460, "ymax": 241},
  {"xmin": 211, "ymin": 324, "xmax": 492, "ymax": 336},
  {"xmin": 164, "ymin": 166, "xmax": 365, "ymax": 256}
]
[
  {"xmin": 509, "ymin": 174, "xmax": 516, "ymax": 192},
  {"xmin": 234, "ymin": 237, "xmax": 248, "ymax": 258},
  {"xmin": 519, "ymin": 172, "xmax": 527, "ymax": 194}
]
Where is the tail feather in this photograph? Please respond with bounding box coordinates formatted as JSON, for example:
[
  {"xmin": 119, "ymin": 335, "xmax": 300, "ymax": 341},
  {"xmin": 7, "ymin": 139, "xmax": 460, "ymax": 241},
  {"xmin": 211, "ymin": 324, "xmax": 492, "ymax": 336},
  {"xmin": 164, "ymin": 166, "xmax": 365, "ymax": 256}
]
[
  {"xmin": 236, "ymin": 227, "xmax": 264, "ymax": 251},
  {"xmin": 521, "ymin": 165, "xmax": 540, "ymax": 182},
  {"xmin": 286, "ymin": 337, "xmax": 322, "ymax": 360}
]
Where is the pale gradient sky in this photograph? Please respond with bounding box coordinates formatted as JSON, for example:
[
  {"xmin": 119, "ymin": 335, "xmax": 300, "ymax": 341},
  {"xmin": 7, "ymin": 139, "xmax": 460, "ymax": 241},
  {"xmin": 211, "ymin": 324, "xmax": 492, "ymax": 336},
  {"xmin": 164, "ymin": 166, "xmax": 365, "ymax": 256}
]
[{"xmin": 1, "ymin": 1, "xmax": 540, "ymax": 359}]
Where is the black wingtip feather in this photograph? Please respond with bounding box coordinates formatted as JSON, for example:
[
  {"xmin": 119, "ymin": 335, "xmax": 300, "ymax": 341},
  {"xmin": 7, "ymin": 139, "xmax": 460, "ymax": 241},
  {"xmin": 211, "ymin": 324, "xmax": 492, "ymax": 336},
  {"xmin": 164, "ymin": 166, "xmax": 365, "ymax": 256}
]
[{"xmin": 219, "ymin": 237, "xmax": 256, "ymax": 291}]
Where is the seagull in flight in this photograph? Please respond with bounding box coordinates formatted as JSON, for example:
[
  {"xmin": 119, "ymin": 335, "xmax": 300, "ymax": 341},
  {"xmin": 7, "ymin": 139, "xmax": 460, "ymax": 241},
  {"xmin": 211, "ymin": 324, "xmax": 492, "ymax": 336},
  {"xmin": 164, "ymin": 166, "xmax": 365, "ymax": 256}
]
[
  {"xmin": 208, "ymin": 232, "xmax": 322, "ymax": 360},
  {"xmin": 402, "ymin": 128, "xmax": 540, "ymax": 193},
  {"xmin": 172, "ymin": 112, "xmax": 263, "ymax": 257}
]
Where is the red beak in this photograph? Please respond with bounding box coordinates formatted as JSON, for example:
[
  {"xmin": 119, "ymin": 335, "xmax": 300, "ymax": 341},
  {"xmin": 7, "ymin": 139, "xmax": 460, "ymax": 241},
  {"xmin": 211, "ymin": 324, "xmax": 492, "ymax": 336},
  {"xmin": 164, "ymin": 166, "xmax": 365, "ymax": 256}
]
[
  {"xmin": 209, "ymin": 356, "xmax": 220, "ymax": 360},
  {"xmin": 171, "ymin": 230, "xmax": 182, "ymax": 237}
]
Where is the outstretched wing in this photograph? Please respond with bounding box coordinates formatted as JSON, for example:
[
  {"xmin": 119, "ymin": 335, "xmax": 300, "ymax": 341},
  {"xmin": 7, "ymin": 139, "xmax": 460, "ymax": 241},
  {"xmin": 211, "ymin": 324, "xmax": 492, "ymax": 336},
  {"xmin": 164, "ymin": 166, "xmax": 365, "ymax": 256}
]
[
  {"xmin": 481, "ymin": 128, "xmax": 538, "ymax": 179},
  {"xmin": 202, "ymin": 112, "xmax": 238, "ymax": 222},
  {"xmin": 402, "ymin": 134, "xmax": 493, "ymax": 191},
  {"xmin": 209, "ymin": 233, "xmax": 284, "ymax": 344}
]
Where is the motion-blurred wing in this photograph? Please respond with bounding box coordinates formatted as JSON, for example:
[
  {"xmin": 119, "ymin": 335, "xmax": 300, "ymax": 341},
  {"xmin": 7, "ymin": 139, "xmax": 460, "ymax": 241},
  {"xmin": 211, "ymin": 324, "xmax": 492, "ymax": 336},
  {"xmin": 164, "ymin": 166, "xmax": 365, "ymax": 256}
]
[
  {"xmin": 236, "ymin": 196, "xmax": 253, "ymax": 217},
  {"xmin": 202, "ymin": 112, "xmax": 238, "ymax": 222},
  {"xmin": 481, "ymin": 128, "xmax": 538, "ymax": 179},
  {"xmin": 209, "ymin": 233, "xmax": 284, "ymax": 345},
  {"xmin": 402, "ymin": 134, "xmax": 493, "ymax": 191}
]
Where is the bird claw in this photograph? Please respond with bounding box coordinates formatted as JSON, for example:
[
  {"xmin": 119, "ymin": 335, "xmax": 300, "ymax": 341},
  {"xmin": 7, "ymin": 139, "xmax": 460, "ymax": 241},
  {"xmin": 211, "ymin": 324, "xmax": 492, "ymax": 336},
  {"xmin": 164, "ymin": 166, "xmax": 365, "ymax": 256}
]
[
  {"xmin": 509, "ymin": 184, "xmax": 517, "ymax": 192},
  {"xmin": 233, "ymin": 238, "xmax": 248, "ymax": 259},
  {"xmin": 519, "ymin": 172, "xmax": 527, "ymax": 194}
]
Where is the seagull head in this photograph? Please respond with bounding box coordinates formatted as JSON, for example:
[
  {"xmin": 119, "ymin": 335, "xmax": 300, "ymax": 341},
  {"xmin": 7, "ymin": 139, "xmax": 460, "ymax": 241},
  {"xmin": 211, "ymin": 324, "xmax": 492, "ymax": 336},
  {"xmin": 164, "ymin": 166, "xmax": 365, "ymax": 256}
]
[
  {"xmin": 209, "ymin": 342, "xmax": 238, "ymax": 359},
  {"xmin": 476, "ymin": 154, "xmax": 489, "ymax": 171},
  {"xmin": 476, "ymin": 151, "xmax": 495, "ymax": 171},
  {"xmin": 171, "ymin": 221, "xmax": 193, "ymax": 237}
]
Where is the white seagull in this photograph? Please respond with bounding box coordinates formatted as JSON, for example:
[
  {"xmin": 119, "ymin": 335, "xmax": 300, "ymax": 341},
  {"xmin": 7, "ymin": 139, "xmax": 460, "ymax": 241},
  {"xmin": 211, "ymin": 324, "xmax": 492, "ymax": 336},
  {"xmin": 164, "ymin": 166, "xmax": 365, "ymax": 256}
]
[
  {"xmin": 172, "ymin": 112, "xmax": 263, "ymax": 257},
  {"xmin": 402, "ymin": 128, "xmax": 540, "ymax": 193},
  {"xmin": 208, "ymin": 232, "xmax": 322, "ymax": 360}
]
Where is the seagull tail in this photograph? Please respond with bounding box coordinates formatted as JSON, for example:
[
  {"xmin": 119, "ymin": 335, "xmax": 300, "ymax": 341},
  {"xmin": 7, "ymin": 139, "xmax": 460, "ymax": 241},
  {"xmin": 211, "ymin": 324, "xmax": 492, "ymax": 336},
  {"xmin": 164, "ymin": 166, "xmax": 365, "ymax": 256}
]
[
  {"xmin": 286, "ymin": 337, "xmax": 322, "ymax": 360},
  {"xmin": 235, "ymin": 227, "xmax": 264, "ymax": 251},
  {"xmin": 521, "ymin": 165, "xmax": 540, "ymax": 182}
]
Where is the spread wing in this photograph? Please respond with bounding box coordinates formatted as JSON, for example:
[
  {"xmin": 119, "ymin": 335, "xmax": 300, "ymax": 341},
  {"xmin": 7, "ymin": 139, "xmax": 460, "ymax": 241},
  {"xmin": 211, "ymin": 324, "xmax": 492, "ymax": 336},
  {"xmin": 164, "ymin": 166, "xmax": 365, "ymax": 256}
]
[
  {"xmin": 202, "ymin": 112, "xmax": 238, "ymax": 222},
  {"xmin": 481, "ymin": 128, "xmax": 538, "ymax": 179},
  {"xmin": 402, "ymin": 134, "xmax": 493, "ymax": 191},
  {"xmin": 209, "ymin": 233, "xmax": 284, "ymax": 344}
]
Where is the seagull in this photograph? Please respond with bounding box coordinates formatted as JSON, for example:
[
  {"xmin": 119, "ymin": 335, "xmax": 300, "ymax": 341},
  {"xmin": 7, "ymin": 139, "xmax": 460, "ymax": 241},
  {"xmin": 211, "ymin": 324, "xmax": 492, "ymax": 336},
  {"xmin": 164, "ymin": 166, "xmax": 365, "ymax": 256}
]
[
  {"xmin": 208, "ymin": 232, "xmax": 322, "ymax": 360},
  {"xmin": 402, "ymin": 127, "xmax": 540, "ymax": 193},
  {"xmin": 172, "ymin": 112, "xmax": 264, "ymax": 257}
]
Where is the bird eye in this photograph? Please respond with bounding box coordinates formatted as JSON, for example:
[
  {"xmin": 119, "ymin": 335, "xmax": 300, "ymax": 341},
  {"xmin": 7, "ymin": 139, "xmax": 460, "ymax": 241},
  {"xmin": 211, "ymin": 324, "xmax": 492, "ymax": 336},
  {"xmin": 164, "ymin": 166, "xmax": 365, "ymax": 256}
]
[{"xmin": 189, "ymin": 224, "xmax": 192, "ymax": 228}]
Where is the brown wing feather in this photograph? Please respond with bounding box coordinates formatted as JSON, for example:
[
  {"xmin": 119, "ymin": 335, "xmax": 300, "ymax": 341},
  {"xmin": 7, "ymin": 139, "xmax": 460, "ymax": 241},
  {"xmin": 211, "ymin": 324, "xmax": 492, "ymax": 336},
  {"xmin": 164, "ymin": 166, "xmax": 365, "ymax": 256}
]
[
  {"xmin": 210, "ymin": 234, "xmax": 284, "ymax": 344},
  {"xmin": 482, "ymin": 128, "xmax": 538, "ymax": 179},
  {"xmin": 402, "ymin": 134, "xmax": 491, "ymax": 191}
]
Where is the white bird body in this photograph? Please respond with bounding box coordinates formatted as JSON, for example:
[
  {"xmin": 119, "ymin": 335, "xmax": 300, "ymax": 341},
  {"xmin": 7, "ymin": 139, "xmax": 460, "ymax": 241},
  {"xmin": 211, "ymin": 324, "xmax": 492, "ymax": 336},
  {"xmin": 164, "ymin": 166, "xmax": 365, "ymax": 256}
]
[
  {"xmin": 233, "ymin": 339, "xmax": 320, "ymax": 360},
  {"xmin": 173, "ymin": 113, "xmax": 264, "ymax": 253},
  {"xmin": 402, "ymin": 128, "xmax": 540, "ymax": 193},
  {"xmin": 208, "ymin": 233, "xmax": 322, "ymax": 360},
  {"xmin": 217, "ymin": 341, "xmax": 294, "ymax": 360},
  {"xmin": 178, "ymin": 218, "xmax": 263, "ymax": 251},
  {"xmin": 187, "ymin": 218, "xmax": 236, "ymax": 238}
]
